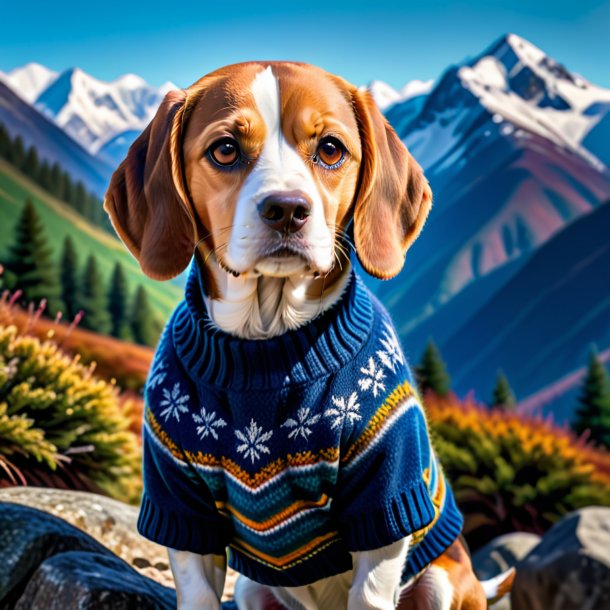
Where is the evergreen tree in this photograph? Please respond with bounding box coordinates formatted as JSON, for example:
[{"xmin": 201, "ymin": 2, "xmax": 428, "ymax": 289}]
[
  {"xmin": 78, "ymin": 255, "xmax": 112, "ymax": 334},
  {"xmin": 22, "ymin": 145, "xmax": 40, "ymax": 179},
  {"xmin": 39, "ymin": 160, "xmax": 52, "ymax": 191},
  {"xmin": 61, "ymin": 171, "xmax": 73, "ymax": 205},
  {"xmin": 12, "ymin": 135, "xmax": 26, "ymax": 168},
  {"xmin": 60, "ymin": 236, "xmax": 80, "ymax": 321},
  {"xmin": 130, "ymin": 285, "xmax": 158, "ymax": 346},
  {"xmin": 3, "ymin": 199, "xmax": 63, "ymax": 315},
  {"xmin": 50, "ymin": 162, "xmax": 63, "ymax": 199},
  {"xmin": 0, "ymin": 124, "xmax": 10, "ymax": 158},
  {"xmin": 74, "ymin": 181, "xmax": 88, "ymax": 215},
  {"xmin": 573, "ymin": 347, "xmax": 610, "ymax": 449},
  {"xmin": 107, "ymin": 262, "xmax": 133, "ymax": 341},
  {"xmin": 491, "ymin": 371, "xmax": 517, "ymax": 410},
  {"xmin": 416, "ymin": 339, "xmax": 452, "ymax": 396}
]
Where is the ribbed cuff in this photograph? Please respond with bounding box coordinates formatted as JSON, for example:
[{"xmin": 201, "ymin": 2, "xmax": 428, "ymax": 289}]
[
  {"xmin": 339, "ymin": 480, "xmax": 436, "ymax": 551},
  {"xmin": 137, "ymin": 494, "xmax": 229, "ymax": 555}
]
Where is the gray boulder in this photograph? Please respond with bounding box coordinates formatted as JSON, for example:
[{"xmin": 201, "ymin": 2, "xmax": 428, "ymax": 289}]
[
  {"xmin": 473, "ymin": 532, "xmax": 542, "ymax": 579},
  {"xmin": 473, "ymin": 532, "xmax": 541, "ymax": 610},
  {"xmin": 0, "ymin": 502, "xmax": 176, "ymax": 610},
  {"xmin": 14, "ymin": 551, "xmax": 175, "ymax": 610},
  {"xmin": 512, "ymin": 506, "xmax": 610, "ymax": 610}
]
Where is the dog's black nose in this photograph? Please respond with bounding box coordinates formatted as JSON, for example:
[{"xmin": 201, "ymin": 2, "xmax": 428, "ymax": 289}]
[{"xmin": 258, "ymin": 192, "xmax": 311, "ymax": 234}]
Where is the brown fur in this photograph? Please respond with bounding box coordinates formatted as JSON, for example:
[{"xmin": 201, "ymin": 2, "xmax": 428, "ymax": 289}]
[{"xmin": 104, "ymin": 62, "xmax": 432, "ymax": 290}]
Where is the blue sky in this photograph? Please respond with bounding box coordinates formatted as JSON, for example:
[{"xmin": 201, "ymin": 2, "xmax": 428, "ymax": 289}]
[{"xmin": 3, "ymin": 0, "xmax": 610, "ymax": 90}]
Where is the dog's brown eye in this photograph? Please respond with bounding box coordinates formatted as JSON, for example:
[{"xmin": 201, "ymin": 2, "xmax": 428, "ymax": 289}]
[
  {"xmin": 208, "ymin": 138, "xmax": 240, "ymax": 167},
  {"xmin": 316, "ymin": 137, "xmax": 346, "ymax": 169}
]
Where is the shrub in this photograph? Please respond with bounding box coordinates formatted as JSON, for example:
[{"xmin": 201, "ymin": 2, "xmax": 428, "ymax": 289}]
[
  {"xmin": 425, "ymin": 392, "xmax": 610, "ymax": 550},
  {"xmin": 0, "ymin": 323, "xmax": 141, "ymax": 503}
]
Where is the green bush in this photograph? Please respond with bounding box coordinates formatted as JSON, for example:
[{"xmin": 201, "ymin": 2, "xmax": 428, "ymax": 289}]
[
  {"xmin": 0, "ymin": 324, "xmax": 141, "ymax": 502},
  {"xmin": 425, "ymin": 392, "xmax": 610, "ymax": 550}
]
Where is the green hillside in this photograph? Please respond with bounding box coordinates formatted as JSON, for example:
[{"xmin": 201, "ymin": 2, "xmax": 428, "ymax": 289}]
[{"xmin": 0, "ymin": 159, "xmax": 182, "ymax": 321}]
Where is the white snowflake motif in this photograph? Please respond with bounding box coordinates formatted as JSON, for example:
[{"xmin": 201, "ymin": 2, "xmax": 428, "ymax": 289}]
[
  {"xmin": 192, "ymin": 406, "xmax": 227, "ymax": 441},
  {"xmin": 281, "ymin": 408, "xmax": 321, "ymax": 441},
  {"xmin": 235, "ymin": 419, "xmax": 274, "ymax": 464},
  {"xmin": 159, "ymin": 382, "xmax": 190, "ymax": 422},
  {"xmin": 148, "ymin": 358, "xmax": 167, "ymax": 389},
  {"xmin": 358, "ymin": 357, "xmax": 386, "ymax": 398},
  {"xmin": 377, "ymin": 322, "xmax": 404, "ymax": 373},
  {"xmin": 324, "ymin": 392, "xmax": 362, "ymax": 429}
]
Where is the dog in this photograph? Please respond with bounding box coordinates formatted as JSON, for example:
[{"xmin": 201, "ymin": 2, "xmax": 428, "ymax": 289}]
[{"xmin": 104, "ymin": 61, "xmax": 514, "ymax": 610}]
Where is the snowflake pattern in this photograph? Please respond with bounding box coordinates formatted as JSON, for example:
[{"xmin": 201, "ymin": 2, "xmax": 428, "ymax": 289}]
[
  {"xmin": 159, "ymin": 382, "xmax": 190, "ymax": 422},
  {"xmin": 148, "ymin": 358, "xmax": 167, "ymax": 389},
  {"xmin": 192, "ymin": 406, "xmax": 227, "ymax": 440},
  {"xmin": 377, "ymin": 322, "xmax": 404, "ymax": 373},
  {"xmin": 358, "ymin": 357, "xmax": 386, "ymax": 397},
  {"xmin": 281, "ymin": 407, "xmax": 321, "ymax": 440},
  {"xmin": 235, "ymin": 419, "xmax": 274, "ymax": 464},
  {"xmin": 324, "ymin": 392, "xmax": 362, "ymax": 429}
]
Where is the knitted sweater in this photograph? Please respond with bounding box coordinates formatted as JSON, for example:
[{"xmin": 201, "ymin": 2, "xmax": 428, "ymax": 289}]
[{"xmin": 137, "ymin": 265, "xmax": 463, "ymax": 587}]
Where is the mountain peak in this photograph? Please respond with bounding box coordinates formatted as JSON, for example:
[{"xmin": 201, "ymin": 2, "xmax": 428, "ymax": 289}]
[{"xmin": 0, "ymin": 62, "xmax": 58, "ymax": 104}]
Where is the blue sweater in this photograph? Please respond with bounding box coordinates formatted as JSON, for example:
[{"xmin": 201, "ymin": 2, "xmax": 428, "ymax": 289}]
[{"xmin": 138, "ymin": 265, "xmax": 463, "ymax": 587}]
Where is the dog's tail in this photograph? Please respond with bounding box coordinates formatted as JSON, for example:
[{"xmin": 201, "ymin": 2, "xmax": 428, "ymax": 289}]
[{"xmin": 480, "ymin": 567, "xmax": 516, "ymax": 605}]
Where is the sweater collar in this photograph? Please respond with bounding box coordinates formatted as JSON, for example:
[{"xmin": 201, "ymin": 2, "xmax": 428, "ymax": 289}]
[{"xmin": 172, "ymin": 264, "xmax": 374, "ymax": 390}]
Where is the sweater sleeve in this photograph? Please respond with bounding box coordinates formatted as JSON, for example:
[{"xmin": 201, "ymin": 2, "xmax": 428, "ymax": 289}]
[
  {"xmin": 334, "ymin": 325, "xmax": 438, "ymax": 552},
  {"xmin": 137, "ymin": 325, "xmax": 230, "ymax": 555}
]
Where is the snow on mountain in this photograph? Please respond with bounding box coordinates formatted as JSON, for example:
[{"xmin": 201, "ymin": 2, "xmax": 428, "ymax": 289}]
[
  {"xmin": 371, "ymin": 33, "xmax": 610, "ymax": 419},
  {"xmin": 459, "ymin": 34, "xmax": 610, "ymax": 169},
  {"xmin": 369, "ymin": 78, "xmax": 433, "ymax": 111},
  {"xmin": 0, "ymin": 63, "xmax": 58, "ymax": 104},
  {"xmin": 31, "ymin": 67, "xmax": 178, "ymax": 164}
]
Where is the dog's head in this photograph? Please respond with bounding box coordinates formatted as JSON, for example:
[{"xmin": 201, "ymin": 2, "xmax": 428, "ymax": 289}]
[{"xmin": 104, "ymin": 62, "xmax": 432, "ymax": 288}]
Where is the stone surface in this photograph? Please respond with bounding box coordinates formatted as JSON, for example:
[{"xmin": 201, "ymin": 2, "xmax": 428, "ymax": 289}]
[
  {"xmin": 473, "ymin": 532, "xmax": 541, "ymax": 610},
  {"xmin": 512, "ymin": 507, "xmax": 610, "ymax": 610},
  {"xmin": 473, "ymin": 532, "xmax": 542, "ymax": 580},
  {"xmin": 14, "ymin": 551, "xmax": 175, "ymax": 610},
  {"xmin": 0, "ymin": 486, "xmax": 238, "ymax": 600}
]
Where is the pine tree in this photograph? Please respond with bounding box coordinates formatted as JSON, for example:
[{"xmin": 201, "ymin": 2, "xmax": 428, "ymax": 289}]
[
  {"xmin": 22, "ymin": 145, "xmax": 40, "ymax": 179},
  {"xmin": 78, "ymin": 255, "xmax": 111, "ymax": 334},
  {"xmin": 50, "ymin": 162, "xmax": 63, "ymax": 199},
  {"xmin": 60, "ymin": 236, "xmax": 80, "ymax": 321},
  {"xmin": 107, "ymin": 262, "xmax": 133, "ymax": 341},
  {"xmin": 3, "ymin": 199, "xmax": 63, "ymax": 316},
  {"xmin": 573, "ymin": 347, "xmax": 610, "ymax": 449},
  {"xmin": 130, "ymin": 285, "xmax": 158, "ymax": 346},
  {"xmin": 11, "ymin": 135, "xmax": 26, "ymax": 168},
  {"xmin": 0, "ymin": 124, "xmax": 10, "ymax": 158},
  {"xmin": 39, "ymin": 160, "xmax": 52, "ymax": 191},
  {"xmin": 61, "ymin": 171, "xmax": 73, "ymax": 205},
  {"xmin": 491, "ymin": 371, "xmax": 517, "ymax": 410},
  {"xmin": 416, "ymin": 339, "xmax": 452, "ymax": 396}
]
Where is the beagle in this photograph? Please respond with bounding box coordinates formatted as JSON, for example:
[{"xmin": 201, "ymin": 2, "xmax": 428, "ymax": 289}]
[{"xmin": 104, "ymin": 61, "xmax": 513, "ymax": 610}]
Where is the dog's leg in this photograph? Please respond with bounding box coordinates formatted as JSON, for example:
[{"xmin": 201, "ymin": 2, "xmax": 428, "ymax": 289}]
[
  {"xmin": 234, "ymin": 576, "xmax": 290, "ymax": 610},
  {"xmin": 347, "ymin": 537, "xmax": 411, "ymax": 610},
  {"xmin": 168, "ymin": 549, "xmax": 226, "ymax": 610}
]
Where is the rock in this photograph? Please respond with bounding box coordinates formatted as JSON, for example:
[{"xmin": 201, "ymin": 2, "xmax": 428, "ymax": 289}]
[
  {"xmin": 0, "ymin": 488, "xmax": 239, "ymax": 602},
  {"xmin": 473, "ymin": 532, "xmax": 541, "ymax": 580},
  {"xmin": 14, "ymin": 550, "xmax": 176, "ymax": 610},
  {"xmin": 0, "ymin": 502, "xmax": 177, "ymax": 609},
  {"xmin": 0, "ymin": 487, "xmax": 174, "ymax": 589},
  {"xmin": 512, "ymin": 506, "xmax": 610, "ymax": 610},
  {"xmin": 473, "ymin": 532, "xmax": 541, "ymax": 610}
]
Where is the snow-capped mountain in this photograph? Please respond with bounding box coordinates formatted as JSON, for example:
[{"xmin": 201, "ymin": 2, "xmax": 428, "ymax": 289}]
[
  {"xmin": 371, "ymin": 33, "xmax": 610, "ymax": 418},
  {"xmin": 0, "ymin": 80, "xmax": 113, "ymax": 196},
  {"xmin": 33, "ymin": 68, "xmax": 177, "ymax": 164},
  {"xmin": 369, "ymin": 78, "xmax": 433, "ymax": 111},
  {"xmin": 0, "ymin": 63, "xmax": 58, "ymax": 103}
]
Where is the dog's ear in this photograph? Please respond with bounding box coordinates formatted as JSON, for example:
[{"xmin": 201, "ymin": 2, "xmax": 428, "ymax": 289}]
[
  {"xmin": 351, "ymin": 87, "xmax": 432, "ymax": 280},
  {"xmin": 104, "ymin": 89, "xmax": 196, "ymax": 280}
]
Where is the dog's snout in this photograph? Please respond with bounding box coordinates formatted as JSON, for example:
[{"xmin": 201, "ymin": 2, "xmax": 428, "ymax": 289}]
[{"xmin": 258, "ymin": 192, "xmax": 311, "ymax": 234}]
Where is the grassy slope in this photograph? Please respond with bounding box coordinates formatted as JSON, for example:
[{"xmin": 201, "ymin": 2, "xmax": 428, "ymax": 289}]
[{"xmin": 0, "ymin": 159, "xmax": 181, "ymax": 321}]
